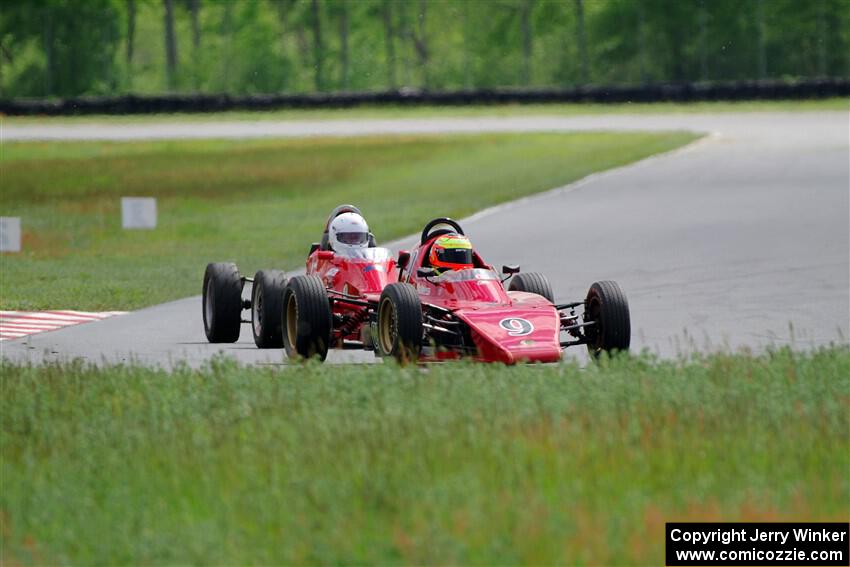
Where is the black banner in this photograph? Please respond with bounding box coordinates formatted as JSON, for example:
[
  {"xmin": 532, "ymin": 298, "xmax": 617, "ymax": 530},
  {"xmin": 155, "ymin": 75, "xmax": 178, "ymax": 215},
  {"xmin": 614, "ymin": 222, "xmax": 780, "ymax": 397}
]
[
  {"xmin": 666, "ymin": 523, "xmax": 849, "ymax": 566},
  {"xmin": 2, "ymin": 79, "xmax": 849, "ymax": 116}
]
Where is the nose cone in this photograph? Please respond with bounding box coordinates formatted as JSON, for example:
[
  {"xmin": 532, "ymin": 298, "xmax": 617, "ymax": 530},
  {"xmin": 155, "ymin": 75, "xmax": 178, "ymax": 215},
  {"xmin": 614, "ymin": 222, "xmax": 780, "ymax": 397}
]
[{"xmin": 456, "ymin": 296, "xmax": 562, "ymax": 364}]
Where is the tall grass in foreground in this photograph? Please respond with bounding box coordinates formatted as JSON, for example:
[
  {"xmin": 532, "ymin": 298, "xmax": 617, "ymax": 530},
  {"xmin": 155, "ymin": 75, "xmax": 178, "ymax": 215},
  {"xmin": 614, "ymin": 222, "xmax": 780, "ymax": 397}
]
[{"xmin": 2, "ymin": 347, "xmax": 848, "ymax": 565}]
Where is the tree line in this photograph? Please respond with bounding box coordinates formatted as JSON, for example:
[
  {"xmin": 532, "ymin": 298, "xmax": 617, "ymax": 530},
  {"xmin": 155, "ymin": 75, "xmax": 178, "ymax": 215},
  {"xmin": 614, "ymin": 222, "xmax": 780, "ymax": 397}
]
[{"xmin": 1, "ymin": 0, "xmax": 848, "ymax": 98}]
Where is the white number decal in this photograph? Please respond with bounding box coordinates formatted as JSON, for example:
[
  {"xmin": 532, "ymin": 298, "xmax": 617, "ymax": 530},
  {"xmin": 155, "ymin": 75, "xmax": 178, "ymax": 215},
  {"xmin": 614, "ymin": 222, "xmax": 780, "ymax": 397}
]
[{"xmin": 499, "ymin": 317, "xmax": 534, "ymax": 337}]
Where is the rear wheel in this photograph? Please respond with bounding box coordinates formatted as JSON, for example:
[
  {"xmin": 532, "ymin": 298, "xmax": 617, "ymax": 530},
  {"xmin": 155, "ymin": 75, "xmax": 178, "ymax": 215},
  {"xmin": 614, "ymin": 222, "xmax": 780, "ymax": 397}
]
[
  {"xmin": 202, "ymin": 262, "xmax": 243, "ymax": 343},
  {"xmin": 376, "ymin": 283, "xmax": 423, "ymax": 363},
  {"xmin": 583, "ymin": 280, "xmax": 630, "ymax": 357},
  {"xmin": 508, "ymin": 272, "xmax": 554, "ymax": 303},
  {"xmin": 282, "ymin": 275, "xmax": 332, "ymax": 361},
  {"xmin": 251, "ymin": 270, "xmax": 287, "ymax": 348}
]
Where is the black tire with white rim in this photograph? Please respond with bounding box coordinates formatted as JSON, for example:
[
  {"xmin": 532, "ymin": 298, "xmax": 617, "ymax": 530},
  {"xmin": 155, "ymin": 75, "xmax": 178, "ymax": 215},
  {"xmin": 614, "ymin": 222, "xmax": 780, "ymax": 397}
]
[
  {"xmin": 507, "ymin": 272, "xmax": 555, "ymax": 303},
  {"xmin": 583, "ymin": 280, "xmax": 631, "ymax": 357},
  {"xmin": 251, "ymin": 269, "xmax": 287, "ymax": 348},
  {"xmin": 376, "ymin": 283, "xmax": 423, "ymax": 363},
  {"xmin": 202, "ymin": 262, "xmax": 243, "ymax": 343},
  {"xmin": 282, "ymin": 275, "xmax": 333, "ymax": 361}
]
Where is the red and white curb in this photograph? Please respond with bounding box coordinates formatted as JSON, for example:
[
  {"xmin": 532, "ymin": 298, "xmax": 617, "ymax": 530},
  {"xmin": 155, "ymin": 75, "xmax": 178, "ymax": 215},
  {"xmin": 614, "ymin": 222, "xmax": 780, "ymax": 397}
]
[{"xmin": 0, "ymin": 310, "xmax": 128, "ymax": 341}]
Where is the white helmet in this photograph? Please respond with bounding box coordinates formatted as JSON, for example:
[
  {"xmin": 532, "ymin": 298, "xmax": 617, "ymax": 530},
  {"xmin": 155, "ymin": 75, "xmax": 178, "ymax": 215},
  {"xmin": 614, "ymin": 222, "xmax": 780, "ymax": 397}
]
[{"xmin": 329, "ymin": 212, "xmax": 370, "ymax": 253}]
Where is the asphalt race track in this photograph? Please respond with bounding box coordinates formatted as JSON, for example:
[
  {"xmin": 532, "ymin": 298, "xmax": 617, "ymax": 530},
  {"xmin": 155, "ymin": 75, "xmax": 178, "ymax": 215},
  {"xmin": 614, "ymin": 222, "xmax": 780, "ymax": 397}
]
[{"xmin": 2, "ymin": 111, "xmax": 848, "ymax": 366}]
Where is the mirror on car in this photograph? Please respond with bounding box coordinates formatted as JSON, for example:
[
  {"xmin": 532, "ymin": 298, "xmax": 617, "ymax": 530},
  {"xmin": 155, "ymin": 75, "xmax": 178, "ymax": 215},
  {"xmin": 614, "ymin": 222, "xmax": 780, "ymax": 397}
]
[
  {"xmin": 317, "ymin": 250, "xmax": 334, "ymax": 261},
  {"xmin": 502, "ymin": 264, "xmax": 520, "ymax": 275},
  {"xmin": 417, "ymin": 267, "xmax": 437, "ymax": 278},
  {"xmin": 397, "ymin": 250, "xmax": 410, "ymax": 272}
]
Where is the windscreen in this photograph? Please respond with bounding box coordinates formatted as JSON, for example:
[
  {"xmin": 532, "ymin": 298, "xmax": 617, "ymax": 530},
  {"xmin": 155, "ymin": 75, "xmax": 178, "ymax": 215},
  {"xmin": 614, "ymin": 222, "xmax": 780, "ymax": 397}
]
[
  {"xmin": 336, "ymin": 247, "xmax": 392, "ymax": 261},
  {"xmin": 434, "ymin": 268, "xmax": 499, "ymax": 282}
]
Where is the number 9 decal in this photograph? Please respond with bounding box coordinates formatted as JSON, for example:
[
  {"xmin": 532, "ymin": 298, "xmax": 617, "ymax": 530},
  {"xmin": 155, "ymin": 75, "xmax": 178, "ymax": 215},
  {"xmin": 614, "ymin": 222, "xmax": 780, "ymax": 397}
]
[{"xmin": 499, "ymin": 317, "xmax": 534, "ymax": 337}]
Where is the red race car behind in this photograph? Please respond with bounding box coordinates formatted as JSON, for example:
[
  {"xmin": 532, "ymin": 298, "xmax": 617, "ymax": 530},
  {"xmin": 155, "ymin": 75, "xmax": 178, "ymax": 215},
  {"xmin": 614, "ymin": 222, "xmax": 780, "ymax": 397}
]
[{"xmin": 202, "ymin": 204, "xmax": 397, "ymax": 360}]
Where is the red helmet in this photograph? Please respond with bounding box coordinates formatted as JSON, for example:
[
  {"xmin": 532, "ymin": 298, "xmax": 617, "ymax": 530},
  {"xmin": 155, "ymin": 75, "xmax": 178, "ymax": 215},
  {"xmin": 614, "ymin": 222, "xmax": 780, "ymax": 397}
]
[{"xmin": 429, "ymin": 234, "xmax": 473, "ymax": 272}]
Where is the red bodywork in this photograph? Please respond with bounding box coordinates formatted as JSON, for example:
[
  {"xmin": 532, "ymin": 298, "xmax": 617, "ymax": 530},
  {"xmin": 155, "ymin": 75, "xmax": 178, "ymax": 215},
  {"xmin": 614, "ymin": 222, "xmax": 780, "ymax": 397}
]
[
  {"xmin": 306, "ymin": 247, "xmax": 398, "ymax": 347},
  {"xmin": 398, "ymin": 238, "xmax": 563, "ymax": 364}
]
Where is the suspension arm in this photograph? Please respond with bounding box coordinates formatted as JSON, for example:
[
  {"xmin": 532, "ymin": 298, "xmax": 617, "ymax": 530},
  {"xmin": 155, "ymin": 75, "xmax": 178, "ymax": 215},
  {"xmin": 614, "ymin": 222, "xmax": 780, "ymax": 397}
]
[
  {"xmin": 422, "ymin": 322, "xmax": 462, "ymax": 336},
  {"xmin": 561, "ymin": 320, "xmax": 596, "ymax": 333},
  {"xmin": 328, "ymin": 296, "xmax": 373, "ymax": 308},
  {"xmin": 554, "ymin": 301, "xmax": 585, "ymax": 310}
]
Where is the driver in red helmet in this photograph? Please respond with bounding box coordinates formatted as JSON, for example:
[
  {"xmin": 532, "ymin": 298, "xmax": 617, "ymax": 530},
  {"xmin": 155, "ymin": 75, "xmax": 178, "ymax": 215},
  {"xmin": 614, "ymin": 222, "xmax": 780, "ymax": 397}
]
[{"xmin": 429, "ymin": 234, "xmax": 474, "ymax": 275}]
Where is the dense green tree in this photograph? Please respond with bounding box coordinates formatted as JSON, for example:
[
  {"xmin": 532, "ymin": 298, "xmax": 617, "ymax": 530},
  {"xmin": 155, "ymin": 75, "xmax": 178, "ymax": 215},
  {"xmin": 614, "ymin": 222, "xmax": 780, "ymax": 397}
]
[
  {"xmin": 163, "ymin": 0, "xmax": 178, "ymax": 89},
  {"xmin": 126, "ymin": 0, "xmax": 136, "ymax": 68},
  {"xmin": 1, "ymin": 0, "xmax": 847, "ymax": 98},
  {"xmin": 575, "ymin": 0, "xmax": 589, "ymax": 84},
  {"xmin": 1, "ymin": 0, "xmax": 121, "ymax": 96}
]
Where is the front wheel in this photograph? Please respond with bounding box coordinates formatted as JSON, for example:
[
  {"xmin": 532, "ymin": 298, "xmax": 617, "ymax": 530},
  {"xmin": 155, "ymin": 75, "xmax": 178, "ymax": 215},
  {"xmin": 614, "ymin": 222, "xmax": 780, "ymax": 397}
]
[
  {"xmin": 376, "ymin": 283, "xmax": 423, "ymax": 363},
  {"xmin": 282, "ymin": 275, "xmax": 332, "ymax": 361},
  {"xmin": 583, "ymin": 280, "xmax": 630, "ymax": 358},
  {"xmin": 202, "ymin": 262, "xmax": 243, "ymax": 343},
  {"xmin": 252, "ymin": 270, "xmax": 287, "ymax": 348}
]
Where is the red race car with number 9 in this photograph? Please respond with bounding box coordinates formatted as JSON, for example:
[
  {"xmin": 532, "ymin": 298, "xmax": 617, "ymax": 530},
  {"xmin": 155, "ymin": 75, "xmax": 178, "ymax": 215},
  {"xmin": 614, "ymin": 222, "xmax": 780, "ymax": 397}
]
[
  {"xmin": 202, "ymin": 207, "xmax": 631, "ymax": 363},
  {"xmin": 383, "ymin": 217, "xmax": 631, "ymax": 363}
]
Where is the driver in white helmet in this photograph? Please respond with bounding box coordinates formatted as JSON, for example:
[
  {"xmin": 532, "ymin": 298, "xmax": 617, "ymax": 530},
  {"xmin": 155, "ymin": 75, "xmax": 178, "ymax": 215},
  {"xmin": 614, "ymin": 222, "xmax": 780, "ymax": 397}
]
[{"xmin": 328, "ymin": 212, "xmax": 370, "ymax": 255}]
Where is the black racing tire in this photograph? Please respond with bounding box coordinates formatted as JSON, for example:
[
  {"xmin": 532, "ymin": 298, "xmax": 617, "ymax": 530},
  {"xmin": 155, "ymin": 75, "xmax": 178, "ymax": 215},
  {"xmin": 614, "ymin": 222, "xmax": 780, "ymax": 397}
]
[
  {"xmin": 583, "ymin": 280, "xmax": 631, "ymax": 357},
  {"xmin": 203, "ymin": 262, "xmax": 243, "ymax": 343},
  {"xmin": 508, "ymin": 272, "xmax": 555, "ymax": 303},
  {"xmin": 251, "ymin": 270, "xmax": 287, "ymax": 349},
  {"xmin": 376, "ymin": 283, "xmax": 423, "ymax": 363},
  {"xmin": 282, "ymin": 275, "xmax": 332, "ymax": 361}
]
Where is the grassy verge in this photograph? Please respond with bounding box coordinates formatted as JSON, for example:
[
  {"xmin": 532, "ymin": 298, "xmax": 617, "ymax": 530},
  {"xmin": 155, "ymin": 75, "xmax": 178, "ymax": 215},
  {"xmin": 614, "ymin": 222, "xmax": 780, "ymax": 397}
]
[
  {"xmin": 2, "ymin": 98, "xmax": 846, "ymax": 125},
  {"xmin": 0, "ymin": 131, "xmax": 697, "ymax": 310},
  {"xmin": 2, "ymin": 346, "xmax": 848, "ymax": 565}
]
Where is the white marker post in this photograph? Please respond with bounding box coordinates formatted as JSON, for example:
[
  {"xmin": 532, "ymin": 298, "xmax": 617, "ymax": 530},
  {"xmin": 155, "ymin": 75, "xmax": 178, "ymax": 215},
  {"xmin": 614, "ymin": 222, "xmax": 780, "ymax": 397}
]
[
  {"xmin": 121, "ymin": 197, "xmax": 157, "ymax": 230},
  {"xmin": 0, "ymin": 217, "xmax": 22, "ymax": 252}
]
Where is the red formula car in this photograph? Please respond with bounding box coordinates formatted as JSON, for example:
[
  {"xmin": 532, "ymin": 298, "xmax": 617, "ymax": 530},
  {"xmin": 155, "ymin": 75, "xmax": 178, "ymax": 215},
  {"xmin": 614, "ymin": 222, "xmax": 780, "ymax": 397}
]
[
  {"xmin": 378, "ymin": 217, "xmax": 631, "ymax": 363},
  {"xmin": 202, "ymin": 209, "xmax": 630, "ymax": 364},
  {"xmin": 202, "ymin": 204, "xmax": 398, "ymax": 359}
]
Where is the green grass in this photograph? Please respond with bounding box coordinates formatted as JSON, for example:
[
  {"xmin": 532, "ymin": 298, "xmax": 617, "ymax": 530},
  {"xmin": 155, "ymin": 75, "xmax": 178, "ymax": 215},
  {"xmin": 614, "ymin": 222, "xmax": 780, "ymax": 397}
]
[
  {"xmin": 2, "ymin": 98, "xmax": 846, "ymax": 125},
  {"xmin": 2, "ymin": 347, "xmax": 847, "ymax": 565},
  {"xmin": 0, "ymin": 131, "xmax": 697, "ymax": 310}
]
